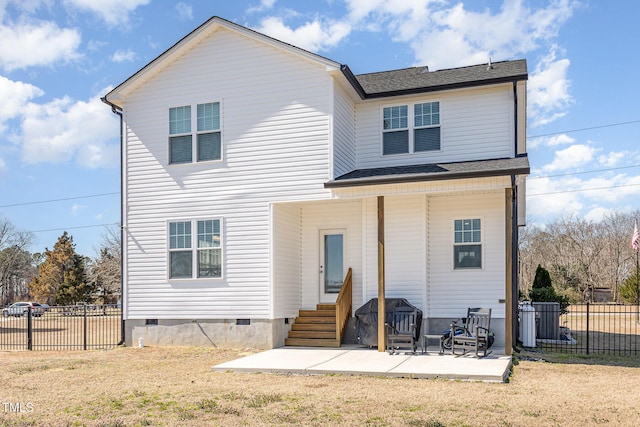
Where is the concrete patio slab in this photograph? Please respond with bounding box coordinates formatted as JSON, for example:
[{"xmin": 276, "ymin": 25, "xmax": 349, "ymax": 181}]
[{"xmin": 212, "ymin": 346, "xmax": 512, "ymax": 382}]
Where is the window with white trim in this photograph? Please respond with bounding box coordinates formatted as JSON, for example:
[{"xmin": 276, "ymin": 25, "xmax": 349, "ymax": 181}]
[
  {"xmin": 169, "ymin": 102, "xmax": 221, "ymax": 164},
  {"xmin": 453, "ymin": 218, "xmax": 482, "ymax": 269},
  {"xmin": 169, "ymin": 219, "xmax": 222, "ymax": 279},
  {"xmin": 382, "ymin": 101, "xmax": 440, "ymax": 155}
]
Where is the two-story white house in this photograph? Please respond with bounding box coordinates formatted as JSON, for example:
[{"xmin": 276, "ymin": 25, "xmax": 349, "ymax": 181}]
[{"xmin": 103, "ymin": 16, "xmax": 528, "ymax": 353}]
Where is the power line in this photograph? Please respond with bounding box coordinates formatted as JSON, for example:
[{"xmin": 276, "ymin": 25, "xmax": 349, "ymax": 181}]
[
  {"xmin": 30, "ymin": 223, "xmax": 120, "ymax": 234},
  {"xmin": 528, "ymin": 182, "xmax": 640, "ymax": 197},
  {"xmin": 527, "ymin": 119, "xmax": 640, "ymax": 139},
  {"xmin": 529, "ymin": 164, "xmax": 640, "ymax": 180},
  {"xmin": 0, "ymin": 192, "xmax": 119, "ymax": 208}
]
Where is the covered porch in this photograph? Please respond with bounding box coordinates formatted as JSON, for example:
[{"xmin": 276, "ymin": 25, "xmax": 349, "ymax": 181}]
[{"xmin": 271, "ymin": 156, "xmax": 528, "ymax": 353}]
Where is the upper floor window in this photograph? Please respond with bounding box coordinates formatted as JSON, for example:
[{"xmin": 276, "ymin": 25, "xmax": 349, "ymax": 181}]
[
  {"xmin": 382, "ymin": 101, "xmax": 440, "ymax": 155},
  {"xmin": 169, "ymin": 102, "xmax": 221, "ymax": 164},
  {"xmin": 169, "ymin": 219, "xmax": 222, "ymax": 279},
  {"xmin": 453, "ymin": 218, "xmax": 482, "ymax": 269}
]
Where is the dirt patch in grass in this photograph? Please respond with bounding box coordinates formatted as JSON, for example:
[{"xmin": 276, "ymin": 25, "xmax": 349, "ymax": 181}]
[{"xmin": 1, "ymin": 347, "xmax": 639, "ymax": 426}]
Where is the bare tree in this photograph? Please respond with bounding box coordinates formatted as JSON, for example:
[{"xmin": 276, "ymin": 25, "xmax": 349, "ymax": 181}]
[
  {"xmin": 519, "ymin": 211, "xmax": 640, "ymax": 303},
  {"xmin": 87, "ymin": 225, "xmax": 121, "ymax": 304},
  {"xmin": 0, "ymin": 217, "xmax": 35, "ymax": 305}
]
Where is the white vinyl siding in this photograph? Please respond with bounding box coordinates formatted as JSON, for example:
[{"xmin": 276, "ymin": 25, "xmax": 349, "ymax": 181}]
[
  {"xmin": 271, "ymin": 203, "xmax": 302, "ymax": 318},
  {"xmin": 356, "ymin": 85, "xmax": 513, "ymax": 169},
  {"xmin": 427, "ymin": 191, "xmax": 505, "ymax": 319},
  {"xmin": 122, "ymin": 27, "xmax": 334, "ymax": 319},
  {"xmin": 363, "ymin": 195, "xmax": 426, "ymax": 311},
  {"xmin": 332, "ymin": 83, "xmax": 356, "ymax": 178}
]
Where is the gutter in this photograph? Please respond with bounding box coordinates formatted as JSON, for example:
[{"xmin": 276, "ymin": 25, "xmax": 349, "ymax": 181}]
[
  {"xmin": 340, "ymin": 64, "xmax": 366, "ymax": 100},
  {"xmin": 360, "ymin": 75, "xmax": 529, "ymax": 99},
  {"xmin": 100, "ymin": 96, "xmax": 126, "ymax": 347}
]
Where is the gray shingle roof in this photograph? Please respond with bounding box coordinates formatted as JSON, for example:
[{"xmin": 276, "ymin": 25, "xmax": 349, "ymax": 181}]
[
  {"xmin": 324, "ymin": 156, "xmax": 530, "ymax": 188},
  {"xmin": 348, "ymin": 59, "xmax": 527, "ymax": 98}
]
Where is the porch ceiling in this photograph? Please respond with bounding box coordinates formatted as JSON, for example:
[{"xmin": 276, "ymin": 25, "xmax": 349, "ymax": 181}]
[{"xmin": 324, "ymin": 155, "xmax": 529, "ymax": 189}]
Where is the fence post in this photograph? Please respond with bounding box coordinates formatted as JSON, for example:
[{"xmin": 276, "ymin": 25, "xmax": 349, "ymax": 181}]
[
  {"xmin": 585, "ymin": 302, "xmax": 590, "ymax": 355},
  {"xmin": 83, "ymin": 303, "xmax": 88, "ymax": 351},
  {"xmin": 27, "ymin": 307, "xmax": 33, "ymax": 351}
]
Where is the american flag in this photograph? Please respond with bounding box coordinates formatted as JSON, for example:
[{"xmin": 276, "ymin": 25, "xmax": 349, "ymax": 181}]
[{"xmin": 632, "ymin": 221, "xmax": 640, "ymax": 252}]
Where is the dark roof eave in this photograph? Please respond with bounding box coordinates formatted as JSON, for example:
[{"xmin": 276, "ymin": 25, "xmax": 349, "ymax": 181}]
[
  {"xmin": 360, "ymin": 74, "xmax": 528, "ymax": 99},
  {"xmin": 324, "ymin": 164, "xmax": 530, "ymax": 189},
  {"xmin": 340, "ymin": 64, "xmax": 367, "ymax": 99}
]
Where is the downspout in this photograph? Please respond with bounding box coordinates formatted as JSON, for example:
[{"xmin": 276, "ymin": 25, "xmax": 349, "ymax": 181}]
[
  {"xmin": 511, "ymin": 175, "xmax": 520, "ymax": 353},
  {"xmin": 511, "ymin": 81, "xmax": 521, "ymax": 353},
  {"xmin": 101, "ymin": 96, "xmax": 126, "ymax": 346}
]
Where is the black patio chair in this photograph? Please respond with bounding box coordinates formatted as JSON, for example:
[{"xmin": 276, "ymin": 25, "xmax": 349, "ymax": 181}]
[
  {"xmin": 450, "ymin": 307, "xmax": 492, "ymax": 357},
  {"xmin": 385, "ymin": 307, "xmax": 419, "ymax": 354}
]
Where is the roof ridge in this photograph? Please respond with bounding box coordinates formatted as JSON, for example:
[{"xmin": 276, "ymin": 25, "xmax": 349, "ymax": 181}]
[{"xmin": 355, "ymin": 59, "xmax": 526, "ymax": 78}]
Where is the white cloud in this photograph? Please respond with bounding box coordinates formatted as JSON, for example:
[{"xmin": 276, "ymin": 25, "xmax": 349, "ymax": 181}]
[
  {"xmin": 110, "ymin": 49, "xmax": 136, "ymax": 63},
  {"xmin": 63, "ymin": 0, "xmax": 150, "ymax": 27},
  {"xmin": 584, "ymin": 206, "xmax": 615, "ymax": 223},
  {"xmin": 71, "ymin": 203, "xmax": 87, "ymax": 216},
  {"xmin": 342, "ymin": 0, "xmax": 577, "ymax": 69},
  {"xmin": 255, "ymin": 16, "xmax": 351, "ymax": 52},
  {"xmin": 0, "ymin": 20, "xmax": 81, "ymax": 71},
  {"xmin": 528, "ymin": 171, "xmax": 640, "ymax": 223},
  {"xmin": 528, "ymin": 47, "xmax": 572, "ymax": 127},
  {"xmin": 20, "ymin": 90, "xmax": 119, "ymax": 168},
  {"xmin": 546, "ymin": 134, "xmax": 575, "ymax": 147},
  {"xmin": 543, "ymin": 144, "xmax": 596, "ymax": 172},
  {"xmin": 176, "ymin": 2, "xmax": 193, "ymax": 21},
  {"xmin": 528, "ymin": 133, "xmax": 574, "ymax": 150},
  {"xmin": 597, "ymin": 151, "xmax": 628, "ymax": 168},
  {"xmin": 0, "ymin": 156, "xmax": 6, "ymax": 174},
  {"xmin": 247, "ymin": 0, "xmax": 276, "ymax": 14},
  {"xmin": 527, "ymin": 176, "xmax": 583, "ymax": 219},
  {"xmin": 0, "ymin": 75, "xmax": 44, "ymax": 132}
]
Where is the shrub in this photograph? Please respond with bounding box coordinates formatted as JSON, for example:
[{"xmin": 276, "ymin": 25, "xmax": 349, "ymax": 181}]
[{"xmin": 529, "ymin": 265, "xmax": 570, "ymax": 312}]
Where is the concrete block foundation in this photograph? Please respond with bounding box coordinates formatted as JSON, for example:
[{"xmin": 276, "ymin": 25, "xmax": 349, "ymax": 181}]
[{"xmin": 126, "ymin": 318, "xmax": 291, "ymax": 349}]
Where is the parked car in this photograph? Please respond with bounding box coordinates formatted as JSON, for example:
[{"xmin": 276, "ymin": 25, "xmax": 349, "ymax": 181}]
[
  {"xmin": 1, "ymin": 302, "xmax": 44, "ymax": 317},
  {"xmin": 38, "ymin": 303, "xmax": 51, "ymax": 312}
]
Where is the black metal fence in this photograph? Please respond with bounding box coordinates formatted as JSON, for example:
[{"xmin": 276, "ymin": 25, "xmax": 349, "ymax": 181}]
[
  {"xmin": 519, "ymin": 303, "xmax": 640, "ymax": 355},
  {"xmin": 0, "ymin": 304, "xmax": 122, "ymax": 351}
]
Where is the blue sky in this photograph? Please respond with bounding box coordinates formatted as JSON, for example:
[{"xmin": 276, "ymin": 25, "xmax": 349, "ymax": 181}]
[{"xmin": 1, "ymin": 0, "xmax": 639, "ymax": 257}]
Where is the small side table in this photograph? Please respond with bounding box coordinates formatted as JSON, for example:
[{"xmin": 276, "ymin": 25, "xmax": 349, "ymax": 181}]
[{"xmin": 422, "ymin": 334, "xmax": 444, "ymax": 354}]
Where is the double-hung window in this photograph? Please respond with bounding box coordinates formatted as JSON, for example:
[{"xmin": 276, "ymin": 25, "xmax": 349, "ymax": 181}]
[
  {"xmin": 382, "ymin": 105, "xmax": 408, "ymax": 155},
  {"xmin": 169, "ymin": 219, "xmax": 222, "ymax": 279},
  {"xmin": 169, "ymin": 102, "xmax": 221, "ymax": 164},
  {"xmin": 453, "ymin": 218, "xmax": 482, "ymax": 269},
  {"xmin": 414, "ymin": 102, "xmax": 440, "ymax": 151},
  {"xmin": 382, "ymin": 101, "xmax": 440, "ymax": 155}
]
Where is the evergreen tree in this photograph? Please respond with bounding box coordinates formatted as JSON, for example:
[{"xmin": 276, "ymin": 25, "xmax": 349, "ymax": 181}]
[
  {"xmin": 619, "ymin": 270, "xmax": 640, "ymax": 305},
  {"xmin": 529, "ymin": 264, "xmax": 570, "ymax": 311},
  {"xmin": 28, "ymin": 232, "xmax": 94, "ymax": 304}
]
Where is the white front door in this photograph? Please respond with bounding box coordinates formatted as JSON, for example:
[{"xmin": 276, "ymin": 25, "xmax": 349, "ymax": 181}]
[{"xmin": 319, "ymin": 230, "xmax": 346, "ymax": 303}]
